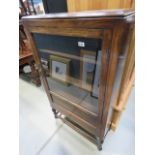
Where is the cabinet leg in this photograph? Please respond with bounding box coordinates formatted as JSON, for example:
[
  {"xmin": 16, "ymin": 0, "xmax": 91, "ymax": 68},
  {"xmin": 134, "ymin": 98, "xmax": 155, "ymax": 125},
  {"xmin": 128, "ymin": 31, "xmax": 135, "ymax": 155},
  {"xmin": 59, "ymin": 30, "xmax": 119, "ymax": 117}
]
[
  {"xmin": 97, "ymin": 143, "xmax": 102, "ymax": 151},
  {"xmin": 52, "ymin": 109, "xmax": 58, "ymax": 118},
  {"xmin": 97, "ymin": 137, "xmax": 102, "ymax": 151}
]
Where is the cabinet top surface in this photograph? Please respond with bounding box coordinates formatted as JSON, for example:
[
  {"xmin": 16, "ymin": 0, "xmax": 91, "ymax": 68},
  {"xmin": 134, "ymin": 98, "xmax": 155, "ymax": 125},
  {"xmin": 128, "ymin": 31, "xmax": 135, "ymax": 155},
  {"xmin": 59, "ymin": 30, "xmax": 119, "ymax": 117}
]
[{"xmin": 22, "ymin": 9, "xmax": 134, "ymax": 20}]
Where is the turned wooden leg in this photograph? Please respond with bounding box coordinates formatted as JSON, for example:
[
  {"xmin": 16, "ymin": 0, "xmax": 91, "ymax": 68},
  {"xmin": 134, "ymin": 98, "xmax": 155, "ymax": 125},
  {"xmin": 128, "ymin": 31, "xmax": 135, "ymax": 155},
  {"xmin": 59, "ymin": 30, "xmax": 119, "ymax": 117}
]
[
  {"xmin": 101, "ymin": 140, "xmax": 104, "ymax": 144},
  {"xmin": 52, "ymin": 109, "xmax": 58, "ymax": 118},
  {"xmin": 97, "ymin": 137, "xmax": 102, "ymax": 151},
  {"xmin": 29, "ymin": 61, "xmax": 41, "ymax": 87},
  {"xmin": 97, "ymin": 143, "xmax": 102, "ymax": 151}
]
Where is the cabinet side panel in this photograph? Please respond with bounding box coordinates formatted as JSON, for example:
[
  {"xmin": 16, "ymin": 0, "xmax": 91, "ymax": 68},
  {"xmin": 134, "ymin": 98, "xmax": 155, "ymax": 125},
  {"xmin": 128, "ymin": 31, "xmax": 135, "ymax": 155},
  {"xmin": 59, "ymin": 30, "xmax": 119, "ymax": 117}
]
[
  {"xmin": 98, "ymin": 29, "xmax": 113, "ymax": 134},
  {"xmin": 99, "ymin": 23, "xmax": 128, "ymax": 141}
]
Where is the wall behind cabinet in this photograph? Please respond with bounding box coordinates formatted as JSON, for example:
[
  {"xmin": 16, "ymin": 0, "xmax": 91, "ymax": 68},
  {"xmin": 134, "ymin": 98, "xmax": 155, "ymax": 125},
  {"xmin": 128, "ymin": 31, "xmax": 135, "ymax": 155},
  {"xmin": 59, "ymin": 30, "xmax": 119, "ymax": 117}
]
[{"xmin": 67, "ymin": 0, "xmax": 134, "ymax": 12}]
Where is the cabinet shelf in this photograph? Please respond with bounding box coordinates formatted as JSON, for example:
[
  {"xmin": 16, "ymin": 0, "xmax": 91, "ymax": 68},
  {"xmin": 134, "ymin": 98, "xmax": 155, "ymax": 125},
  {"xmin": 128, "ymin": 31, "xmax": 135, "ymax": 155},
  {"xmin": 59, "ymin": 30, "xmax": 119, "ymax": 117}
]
[
  {"xmin": 41, "ymin": 48, "xmax": 99, "ymax": 92},
  {"xmin": 50, "ymin": 90, "xmax": 98, "ymax": 117},
  {"xmin": 48, "ymin": 77, "xmax": 98, "ymax": 114},
  {"xmin": 45, "ymin": 72, "xmax": 93, "ymax": 92},
  {"xmin": 39, "ymin": 48, "xmax": 98, "ymax": 65}
]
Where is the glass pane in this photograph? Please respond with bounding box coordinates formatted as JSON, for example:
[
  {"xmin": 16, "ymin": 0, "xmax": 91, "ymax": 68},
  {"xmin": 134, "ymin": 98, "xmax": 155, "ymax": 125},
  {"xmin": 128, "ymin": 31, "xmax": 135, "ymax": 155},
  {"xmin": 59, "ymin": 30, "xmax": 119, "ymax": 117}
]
[{"xmin": 33, "ymin": 33, "xmax": 102, "ymax": 114}]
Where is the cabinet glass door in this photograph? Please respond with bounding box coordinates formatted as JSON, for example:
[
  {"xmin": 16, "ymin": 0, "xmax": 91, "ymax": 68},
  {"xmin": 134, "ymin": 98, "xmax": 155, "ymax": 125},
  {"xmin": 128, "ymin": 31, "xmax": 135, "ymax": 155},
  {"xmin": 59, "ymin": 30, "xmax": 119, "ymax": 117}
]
[{"xmin": 33, "ymin": 33, "xmax": 102, "ymax": 115}]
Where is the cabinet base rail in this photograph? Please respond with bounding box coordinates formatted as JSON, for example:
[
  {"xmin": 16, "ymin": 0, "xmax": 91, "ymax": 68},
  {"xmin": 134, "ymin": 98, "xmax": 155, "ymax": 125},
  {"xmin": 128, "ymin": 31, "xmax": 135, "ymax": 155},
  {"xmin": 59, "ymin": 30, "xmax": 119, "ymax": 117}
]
[{"xmin": 53, "ymin": 110, "xmax": 103, "ymax": 150}]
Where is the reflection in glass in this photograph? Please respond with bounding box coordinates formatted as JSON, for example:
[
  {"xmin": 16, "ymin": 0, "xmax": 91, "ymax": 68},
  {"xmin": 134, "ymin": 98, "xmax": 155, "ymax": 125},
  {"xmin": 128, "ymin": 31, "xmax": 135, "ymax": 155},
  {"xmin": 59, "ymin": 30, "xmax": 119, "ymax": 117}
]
[{"xmin": 33, "ymin": 34, "xmax": 102, "ymax": 114}]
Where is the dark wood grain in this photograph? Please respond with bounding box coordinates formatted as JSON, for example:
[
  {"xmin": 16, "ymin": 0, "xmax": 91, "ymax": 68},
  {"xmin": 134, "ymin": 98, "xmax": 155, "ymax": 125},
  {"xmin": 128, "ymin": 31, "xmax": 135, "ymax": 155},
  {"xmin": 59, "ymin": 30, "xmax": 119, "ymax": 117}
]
[
  {"xmin": 99, "ymin": 23, "xmax": 129, "ymax": 142},
  {"xmin": 22, "ymin": 9, "xmax": 134, "ymax": 19},
  {"xmin": 29, "ymin": 27, "xmax": 104, "ymax": 38},
  {"xmin": 19, "ymin": 23, "xmax": 41, "ymax": 87}
]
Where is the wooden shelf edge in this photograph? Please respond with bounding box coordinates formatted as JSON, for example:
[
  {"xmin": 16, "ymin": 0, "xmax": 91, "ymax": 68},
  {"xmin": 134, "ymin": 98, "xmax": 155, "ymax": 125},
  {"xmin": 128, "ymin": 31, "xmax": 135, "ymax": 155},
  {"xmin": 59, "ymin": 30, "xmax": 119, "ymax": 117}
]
[
  {"xmin": 49, "ymin": 90, "xmax": 98, "ymax": 117},
  {"xmin": 58, "ymin": 115, "xmax": 98, "ymax": 145}
]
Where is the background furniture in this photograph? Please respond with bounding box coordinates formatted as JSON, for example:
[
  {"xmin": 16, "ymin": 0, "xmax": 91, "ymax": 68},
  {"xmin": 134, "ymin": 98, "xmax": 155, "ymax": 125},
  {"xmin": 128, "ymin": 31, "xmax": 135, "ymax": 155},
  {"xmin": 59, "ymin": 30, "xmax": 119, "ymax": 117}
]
[
  {"xmin": 41, "ymin": 0, "xmax": 135, "ymax": 14},
  {"xmin": 42, "ymin": 0, "xmax": 67, "ymax": 13},
  {"xmin": 19, "ymin": 21, "xmax": 41, "ymax": 87},
  {"xmin": 67, "ymin": 0, "xmax": 135, "ymax": 12},
  {"xmin": 19, "ymin": 1, "xmax": 41, "ymax": 86},
  {"xmin": 22, "ymin": 9, "xmax": 134, "ymax": 150},
  {"xmin": 109, "ymin": 27, "xmax": 135, "ymax": 131},
  {"xmin": 19, "ymin": 0, "xmax": 36, "ymax": 15}
]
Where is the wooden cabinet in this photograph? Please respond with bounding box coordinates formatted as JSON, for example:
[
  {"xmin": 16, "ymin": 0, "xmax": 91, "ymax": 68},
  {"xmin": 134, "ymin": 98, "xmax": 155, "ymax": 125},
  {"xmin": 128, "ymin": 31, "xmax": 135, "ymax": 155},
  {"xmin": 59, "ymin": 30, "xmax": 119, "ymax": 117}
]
[{"xmin": 22, "ymin": 9, "xmax": 134, "ymax": 150}]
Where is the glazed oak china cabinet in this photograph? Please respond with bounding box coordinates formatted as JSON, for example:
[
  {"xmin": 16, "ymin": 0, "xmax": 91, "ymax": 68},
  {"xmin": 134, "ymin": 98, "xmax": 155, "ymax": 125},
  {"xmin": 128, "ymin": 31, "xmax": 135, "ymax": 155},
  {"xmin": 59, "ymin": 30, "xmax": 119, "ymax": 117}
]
[{"xmin": 22, "ymin": 9, "xmax": 135, "ymax": 150}]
